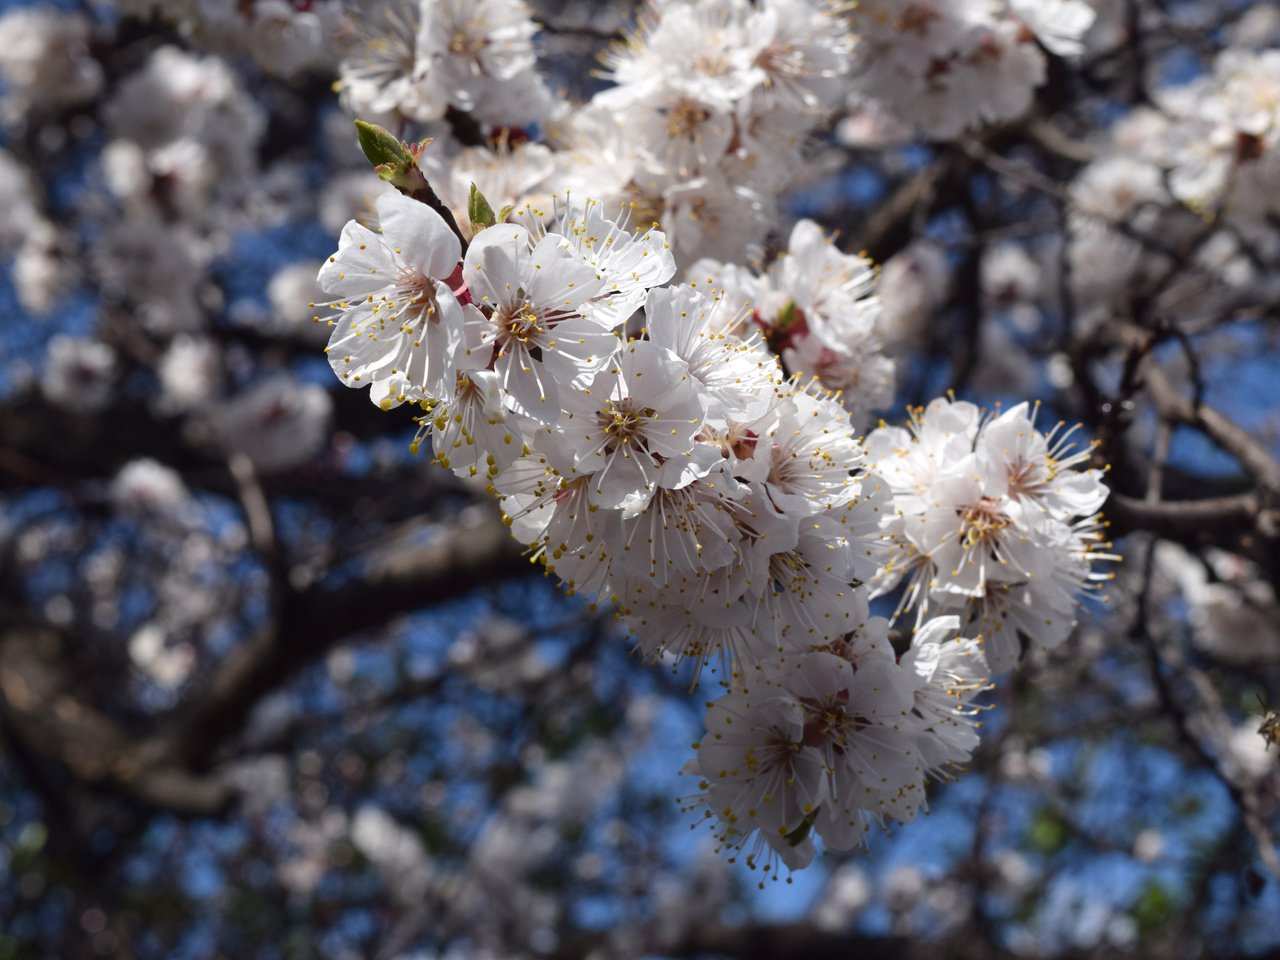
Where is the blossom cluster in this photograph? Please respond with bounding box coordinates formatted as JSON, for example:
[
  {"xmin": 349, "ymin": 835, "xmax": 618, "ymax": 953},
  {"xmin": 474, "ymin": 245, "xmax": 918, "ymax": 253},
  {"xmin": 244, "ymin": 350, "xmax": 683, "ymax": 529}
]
[
  {"xmin": 0, "ymin": 0, "xmax": 1125, "ymax": 876},
  {"xmin": 102, "ymin": 0, "xmax": 346, "ymax": 77},
  {"xmin": 339, "ymin": 0, "xmax": 553, "ymax": 128},
  {"xmin": 687, "ymin": 611, "xmax": 988, "ymax": 875},
  {"xmin": 313, "ymin": 163, "xmax": 1110, "ymax": 871},
  {"xmin": 334, "ymin": 0, "xmax": 1104, "ymax": 281},
  {"xmin": 865, "ymin": 398, "xmax": 1113, "ymax": 673},
  {"xmin": 1054, "ymin": 35, "xmax": 1280, "ymax": 336},
  {"xmin": 1134, "ymin": 46, "xmax": 1280, "ymax": 219},
  {"xmin": 579, "ymin": 0, "xmax": 856, "ymax": 265},
  {"xmin": 842, "ymin": 0, "xmax": 1097, "ymax": 142},
  {"xmin": 690, "ymin": 220, "xmax": 894, "ymax": 428}
]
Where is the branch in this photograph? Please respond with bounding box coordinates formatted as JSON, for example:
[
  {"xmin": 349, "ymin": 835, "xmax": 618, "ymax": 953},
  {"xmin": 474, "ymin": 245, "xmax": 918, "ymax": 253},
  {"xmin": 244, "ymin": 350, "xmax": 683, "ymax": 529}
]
[
  {"xmin": 159, "ymin": 505, "xmax": 531, "ymax": 767},
  {"xmin": 853, "ymin": 159, "xmax": 948, "ymax": 263},
  {"xmin": 1142, "ymin": 361, "xmax": 1280, "ymax": 497},
  {"xmin": 1130, "ymin": 543, "xmax": 1280, "ymax": 879},
  {"xmin": 0, "ymin": 608, "xmax": 232, "ymax": 817},
  {"xmin": 1105, "ymin": 491, "xmax": 1276, "ymax": 540}
]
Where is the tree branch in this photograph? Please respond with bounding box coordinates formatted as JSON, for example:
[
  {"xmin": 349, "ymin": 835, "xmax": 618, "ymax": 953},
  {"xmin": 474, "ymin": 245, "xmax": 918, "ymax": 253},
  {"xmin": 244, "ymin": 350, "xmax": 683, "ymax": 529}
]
[
  {"xmin": 159, "ymin": 505, "xmax": 531, "ymax": 768},
  {"xmin": 0, "ymin": 609, "xmax": 233, "ymax": 817}
]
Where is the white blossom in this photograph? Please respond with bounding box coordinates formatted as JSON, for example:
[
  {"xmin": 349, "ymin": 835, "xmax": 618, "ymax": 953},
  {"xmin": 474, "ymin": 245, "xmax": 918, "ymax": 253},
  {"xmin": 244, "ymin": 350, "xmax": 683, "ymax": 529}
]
[
  {"xmin": 42, "ymin": 336, "xmax": 117, "ymax": 413},
  {"xmin": 317, "ymin": 191, "xmax": 479, "ymax": 408}
]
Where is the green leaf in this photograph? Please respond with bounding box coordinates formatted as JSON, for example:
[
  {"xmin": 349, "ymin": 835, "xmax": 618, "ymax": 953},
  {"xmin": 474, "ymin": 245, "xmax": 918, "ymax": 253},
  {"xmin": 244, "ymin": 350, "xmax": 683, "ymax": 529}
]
[
  {"xmin": 496, "ymin": 204, "xmax": 515, "ymax": 225},
  {"xmin": 783, "ymin": 811, "xmax": 817, "ymax": 847},
  {"xmin": 17, "ymin": 821, "xmax": 46, "ymax": 853},
  {"xmin": 1132, "ymin": 880, "xmax": 1176, "ymax": 934},
  {"xmin": 468, "ymin": 182, "xmax": 497, "ymax": 231},
  {"xmin": 776, "ymin": 299, "xmax": 798, "ymax": 330},
  {"xmin": 354, "ymin": 120, "xmax": 411, "ymax": 170},
  {"xmin": 1028, "ymin": 809, "xmax": 1068, "ymax": 855}
]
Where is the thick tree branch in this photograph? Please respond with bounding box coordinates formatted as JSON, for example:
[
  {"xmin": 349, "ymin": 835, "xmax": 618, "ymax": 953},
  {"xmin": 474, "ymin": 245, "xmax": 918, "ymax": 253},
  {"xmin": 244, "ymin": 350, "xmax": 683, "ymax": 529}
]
[
  {"xmin": 0, "ymin": 608, "xmax": 232, "ymax": 817},
  {"xmin": 159, "ymin": 505, "xmax": 531, "ymax": 768},
  {"xmin": 1105, "ymin": 490, "xmax": 1276, "ymax": 539}
]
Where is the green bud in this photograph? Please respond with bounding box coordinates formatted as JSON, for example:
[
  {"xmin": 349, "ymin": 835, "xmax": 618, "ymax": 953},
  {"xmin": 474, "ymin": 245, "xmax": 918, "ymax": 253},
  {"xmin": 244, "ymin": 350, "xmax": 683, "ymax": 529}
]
[
  {"xmin": 354, "ymin": 120, "xmax": 411, "ymax": 170},
  {"xmin": 776, "ymin": 299, "xmax": 798, "ymax": 331},
  {"xmin": 468, "ymin": 182, "xmax": 497, "ymax": 232}
]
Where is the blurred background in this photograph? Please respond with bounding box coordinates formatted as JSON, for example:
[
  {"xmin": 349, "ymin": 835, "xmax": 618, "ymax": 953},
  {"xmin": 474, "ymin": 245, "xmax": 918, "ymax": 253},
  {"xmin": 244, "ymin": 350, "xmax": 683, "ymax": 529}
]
[{"xmin": 2, "ymin": 0, "xmax": 1280, "ymax": 957}]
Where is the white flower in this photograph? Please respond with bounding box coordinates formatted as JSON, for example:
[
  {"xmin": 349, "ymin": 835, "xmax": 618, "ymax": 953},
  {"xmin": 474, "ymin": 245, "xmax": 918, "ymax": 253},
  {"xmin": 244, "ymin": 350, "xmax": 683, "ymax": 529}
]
[
  {"xmin": 13, "ymin": 225, "xmax": 74, "ymax": 315},
  {"xmin": 974, "ymin": 402, "xmax": 1108, "ymax": 519},
  {"xmin": 91, "ymin": 211, "xmax": 208, "ymax": 334},
  {"xmin": 1069, "ymin": 155, "xmax": 1167, "ymax": 229},
  {"xmin": 644, "ymin": 283, "xmax": 780, "ymax": 423},
  {"xmin": 618, "ymin": 88, "xmax": 735, "ymax": 178},
  {"xmin": 319, "ymin": 171, "xmax": 398, "ymax": 237},
  {"xmin": 694, "ymin": 681, "xmax": 828, "ymax": 871},
  {"xmin": 214, "ymin": 376, "xmax": 333, "ymax": 473},
  {"xmin": 689, "ymin": 638, "xmax": 943, "ymax": 874},
  {"xmin": 899, "ymin": 616, "xmax": 989, "ymax": 771},
  {"xmin": 908, "ymin": 462, "xmax": 1050, "ymax": 597},
  {"xmin": 783, "ymin": 331, "xmax": 894, "ymax": 426},
  {"xmin": 756, "ymin": 508, "xmax": 868, "ymax": 650},
  {"xmin": 701, "ymin": 219, "xmax": 894, "ymax": 421},
  {"xmin": 940, "ymin": 539, "xmax": 1091, "ymax": 672},
  {"xmin": 1008, "ymin": 0, "xmax": 1097, "ymax": 57},
  {"xmin": 1215, "ymin": 48, "xmax": 1280, "ymax": 137},
  {"xmin": 266, "ymin": 261, "xmax": 330, "ymax": 341},
  {"xmin": 0, "ymin": 8, "xmax": 102, "ymax": 122},
  {"xmin": 42, "ymin": 336, "xmax": 116, "ymax": 413},
  {"xmin": 759, "ymin": 387, "xmax": 866, "ymax": 515},
  {"xmin": 104, "ymin": 46, "xmax": 265, "ymax": 187},
  {"xmin": 849, "ymin": 3, "xmax": 1046, "ymax": 139},
  {"xmin": 769, "ymin": 220, "xmax": 879, "ymax": 321},
  {"xmin": 421, "ymin": 139, "xmax": 557, "ymax": 243},
  {"xmin": 246, "ymin": 0, "xmax": 341, "ymax": 77},
  {"xmin": 111, "ymin": 459, "xmax": 191, "ymax": 518},
  {"xmin": 865, "ymin": 398, "xmax": 1112, "ymax": 670},
  {"xmin": 461, "ymin": 221, "xmax": 612, "ymax": 422},
  {"xmin": 418, "ymin": 0, "xmax": 540, "ymax": 107},
  {"xmin": 318, "ymin": 192, "xmax": 477, "ymax": 408},
  {"xmin": 620, "ymin": 571, "xmax": 775, "ymax": 670},
  {"xmin": 158, "ymin": 336, "xmax": 222, "ymax": 413},
  {"xmin": 339, "ymin": 0, "xmax": 444, "ymax": 123},
  {"xmin": 981, "ymin": 241, "xmax": 1042, "ymax": 306},
  {"xmin": 746, "ymin": 0, "xmax": 855, "ymax": 116},
  {"xmin": 660, "ymin": 174, "xmax": 772, "ymax": 267},
  {"xmin": 418, "ymin": 368, "xmax": 529, "ymax": 479},
  {"xmin": 544, "ymin": 200, "xmax": 677, "ymax": 329},
  {"xmin": 338, "ymin": 0, "xmax": 550, "ymax": 128},
  {"xmin": 0, "ymin": 150, "xmax": 41, "ymax": 251},
  {"xmin": 864, "ymin": 397, "xmax": 981, "ymax": 515},
  {"xmin": 613, "ymin": 474, "xmax": 742, "ymax": 585},
  {"xmin": 129, "ymin": 624, "xmax": 196, "ymax": 691},
  {"xmin": 877, "ymin": 240, "xmax": 950, "ymax": 348},
  {"xmin": 555, "ymin": 339, "xmax": 716, "ymax": 513},
  {"xmin": 496, "ymin": 456, "xmax": 622, "ymax": 598},
  {"xmin": 603, "ymin": 0, "xmax": 763, "ymax": 110}
]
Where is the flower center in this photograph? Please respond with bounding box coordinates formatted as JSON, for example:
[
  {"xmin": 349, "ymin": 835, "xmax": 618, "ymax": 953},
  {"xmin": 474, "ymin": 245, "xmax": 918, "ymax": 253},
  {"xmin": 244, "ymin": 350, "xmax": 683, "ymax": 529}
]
[
  {"xmin": 599, "ymin": 398, "xmax": 654, "ymax": 451},
  {"xmin": 395, "ymin": 266, "xmax": 440, "ymax": 329},
  {"xmin": 496, "ymin": 301, "xmax": 544, "ymax": 345},
  {"xmin": 449, "ymin": 28, "xmax": 487, "ymax": 59},
  {"xmin": 1006, "ymin": 458, "xmax": 1047, "ymax": 499},
  {"xmin": 755, "ymin": 43, "xmax": 799, "ymax": 82},
  {"xmin": 959, "ymin": 497, "xmax": 1010, "ymax": 548},
  {"xmin": 693, "ymin": 51, "xmax": 732, "ymax": 78},
  {"xmin": 769, "ymin": 549, "xmax": 810, "ymax": 588},
  {"xmin": 664, "ymin": 99, "xmax": 712, "ymax": 139}
]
